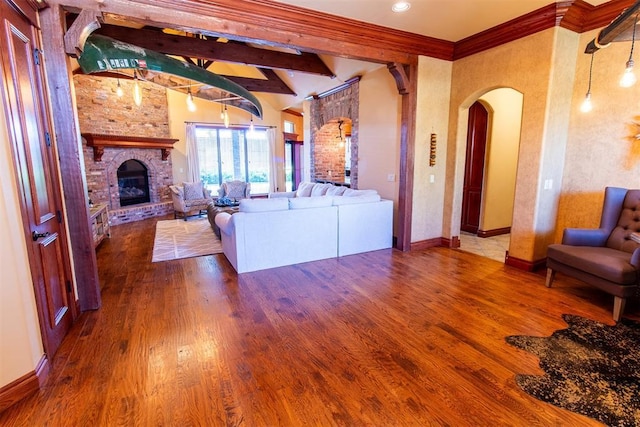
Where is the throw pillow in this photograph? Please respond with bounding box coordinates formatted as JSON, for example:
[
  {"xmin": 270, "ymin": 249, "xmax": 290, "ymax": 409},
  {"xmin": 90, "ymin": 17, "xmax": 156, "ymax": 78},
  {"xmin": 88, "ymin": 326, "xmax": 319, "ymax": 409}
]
[
  {"xmin": 225, "ymin": 181, "xmax": 249, "ymax": 199},
  {"xmin": 310, "ymin": 183, "xmax": 332, "ymax": 196},
  {"xmin": 183, "ymin": 181, "xmax": 204, "ymax": 200},
  {"xmin": 295, "ymin": 181, "xmax": 315, "ymax": 197},
  {"xmin": 325, "ymin": 185, "xmax": 347, "ymax": 196},
  {"xmin": 169, "ymin": 185, "xmax": 184, "ymax": 198}
]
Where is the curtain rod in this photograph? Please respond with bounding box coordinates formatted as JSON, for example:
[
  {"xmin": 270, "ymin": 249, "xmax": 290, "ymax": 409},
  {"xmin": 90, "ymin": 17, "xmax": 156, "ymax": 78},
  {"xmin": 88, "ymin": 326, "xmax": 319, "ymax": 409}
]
[{"xmin": 184, "ymin": 121, "xmax": 277, "ymax": 129}]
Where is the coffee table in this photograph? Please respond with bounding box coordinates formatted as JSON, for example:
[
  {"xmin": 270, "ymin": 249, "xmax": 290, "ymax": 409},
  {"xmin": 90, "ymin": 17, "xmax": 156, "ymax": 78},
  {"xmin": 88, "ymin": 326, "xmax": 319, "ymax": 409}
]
[{"xmin": 207, "ymin": 203, "xmax": 240, "ymax": 238}]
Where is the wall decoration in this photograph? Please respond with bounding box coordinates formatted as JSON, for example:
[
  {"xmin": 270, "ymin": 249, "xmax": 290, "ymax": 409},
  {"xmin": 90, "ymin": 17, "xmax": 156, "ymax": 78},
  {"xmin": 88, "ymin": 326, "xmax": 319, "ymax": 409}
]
[{"xmin": 430, "ymin": 133, "xmax": 437, "ymax": 166}]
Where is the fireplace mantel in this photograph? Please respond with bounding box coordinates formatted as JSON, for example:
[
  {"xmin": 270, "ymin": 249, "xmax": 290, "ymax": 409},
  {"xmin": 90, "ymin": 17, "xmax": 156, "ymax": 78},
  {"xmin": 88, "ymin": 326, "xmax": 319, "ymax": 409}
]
[{"xmin": 82, "ymin": 133, "xmax": 179, "ymax": 161}]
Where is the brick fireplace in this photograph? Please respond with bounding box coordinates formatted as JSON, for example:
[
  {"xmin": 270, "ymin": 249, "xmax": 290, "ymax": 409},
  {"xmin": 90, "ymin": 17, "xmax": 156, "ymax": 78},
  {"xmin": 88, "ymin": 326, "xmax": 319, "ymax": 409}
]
[
  {"xmin": 83, "ymin": 134, "xmax": 177, "ymax": 225},
  {"xmin": 74, "ymin": 74, "xmax": 177, "ymax": 225}
]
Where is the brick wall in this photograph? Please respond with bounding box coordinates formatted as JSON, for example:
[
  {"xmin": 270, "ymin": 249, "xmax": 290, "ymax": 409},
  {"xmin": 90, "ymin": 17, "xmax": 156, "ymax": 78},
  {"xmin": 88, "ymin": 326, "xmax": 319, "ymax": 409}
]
[
  {"xmin": 74, "ymin": 75, "xmax": 174, "ymax": 223},
  {"xmin": 313, "ymin": 120, "xmax": 349, "ymax": 181},
  {"xmin": 310, "ymin": 81, "xmax": 359, "ymax": 187}
]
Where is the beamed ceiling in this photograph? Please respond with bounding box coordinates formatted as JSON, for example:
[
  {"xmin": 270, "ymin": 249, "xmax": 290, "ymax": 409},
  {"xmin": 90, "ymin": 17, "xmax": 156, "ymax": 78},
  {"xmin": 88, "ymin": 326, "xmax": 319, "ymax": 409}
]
[{"xmin": 65, "ymin": 0, "xmax": 636, "ymax": 112}]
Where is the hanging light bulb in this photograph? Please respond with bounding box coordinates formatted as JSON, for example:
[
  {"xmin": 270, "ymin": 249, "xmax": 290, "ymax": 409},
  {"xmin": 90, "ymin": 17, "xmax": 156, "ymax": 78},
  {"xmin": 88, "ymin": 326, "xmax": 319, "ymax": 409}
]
[
  {"xmin": 249, "ymin": 114, "xmax": 255, "ymax": 133},
  {"xmin": 116, "ymin": 79, "xmax": 123, "ymax": 97},
  {"xmin": 580, "ymin": 93, "xmax": 592, "ymax": 113},
  {"xmin": 186, "ymin": 85, "xmax": 196, "ymax": 112},
  {"xmin": 223, "ymin": 104, "xmax": 230, "ymax": 128},
  {"xmin": 133, "ymin": 70, "xmax": 142, "ymax": 106},
  {"xmin": 621, "ymin": 16, "xmax": 638, "ymax": 88},
  {"xmin": 580, "ymin": 53, "xmax": 594, "ymax": 113}
]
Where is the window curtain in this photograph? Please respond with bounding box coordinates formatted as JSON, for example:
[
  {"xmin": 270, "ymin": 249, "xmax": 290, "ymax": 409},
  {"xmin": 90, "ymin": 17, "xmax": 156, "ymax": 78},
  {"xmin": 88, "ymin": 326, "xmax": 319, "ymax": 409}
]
[
  {"xmin": 267, "ymin": 128, "xmax": 278, "ymax": 193},
  {"xmin": 185, "ymin": 123, "xmax": 200, "ymax": 183}
]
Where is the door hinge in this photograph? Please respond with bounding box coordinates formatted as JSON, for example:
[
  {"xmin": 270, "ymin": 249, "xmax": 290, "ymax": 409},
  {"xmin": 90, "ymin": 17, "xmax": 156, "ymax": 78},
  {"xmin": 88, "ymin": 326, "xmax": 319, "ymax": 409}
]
[
  {"xmin": 65, "ymin": 280, "xmax": 72, "ymax": 293},
  {"xmin": 45, "ymin": 132, "xmax": 51, "ymax": 147},
  {"xmin": 56, "ymin": 209, "xmax": 62, "ymax": 223},
  {"xmin": 33, "ymin": 48, "xmax": 40, "ymax": 65}
]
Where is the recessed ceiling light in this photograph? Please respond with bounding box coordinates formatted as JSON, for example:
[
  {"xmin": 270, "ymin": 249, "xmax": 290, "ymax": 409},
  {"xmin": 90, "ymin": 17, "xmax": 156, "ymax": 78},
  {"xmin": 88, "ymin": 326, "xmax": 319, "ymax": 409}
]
[{"xmin": 392, "ymin": 1, "xmax": 411, "ymax": 13}]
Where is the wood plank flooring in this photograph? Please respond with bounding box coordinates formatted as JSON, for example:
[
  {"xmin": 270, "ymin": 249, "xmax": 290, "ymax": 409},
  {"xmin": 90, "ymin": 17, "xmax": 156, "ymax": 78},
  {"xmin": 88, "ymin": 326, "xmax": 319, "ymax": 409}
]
[{"xmin": 2, "ymin": 215, "xmax": 636, "ymax": 426}]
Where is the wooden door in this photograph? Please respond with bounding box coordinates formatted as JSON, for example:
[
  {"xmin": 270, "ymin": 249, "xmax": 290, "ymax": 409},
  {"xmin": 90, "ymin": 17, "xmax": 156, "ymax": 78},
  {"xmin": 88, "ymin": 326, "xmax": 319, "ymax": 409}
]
[
  {"xmin": 461, "ymin": 101, "xmax": 489, "ymax": 234},
  {"xmin": 292, "ymin": 140, "xmax": 302, "ymax": 190},
  {"xmin": 285, "ymin": 140, "xmax": 303, "ymax": 191},
  {"xmin": 0, "ymin": 0, "xmax": 75, "ymax": 357}
]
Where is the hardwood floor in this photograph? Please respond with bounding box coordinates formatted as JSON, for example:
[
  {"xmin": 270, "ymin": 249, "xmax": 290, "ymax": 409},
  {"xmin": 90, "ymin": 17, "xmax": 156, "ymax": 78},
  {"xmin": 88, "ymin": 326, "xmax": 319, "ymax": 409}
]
[{"xmin": 2, "ymin": 215, "xmax": 635, "ymax": 426}]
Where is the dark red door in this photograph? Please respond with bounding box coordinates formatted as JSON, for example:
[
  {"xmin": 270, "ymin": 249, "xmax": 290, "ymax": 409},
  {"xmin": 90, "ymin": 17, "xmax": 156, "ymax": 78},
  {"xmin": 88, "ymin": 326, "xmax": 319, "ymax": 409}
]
[
  {"xmin": 0, "ymin": 0, "xmax": 75, "ymax": 357},
  {"xmin": 461, "ymin": 101, "xmax": 489, "ymax": 234}
]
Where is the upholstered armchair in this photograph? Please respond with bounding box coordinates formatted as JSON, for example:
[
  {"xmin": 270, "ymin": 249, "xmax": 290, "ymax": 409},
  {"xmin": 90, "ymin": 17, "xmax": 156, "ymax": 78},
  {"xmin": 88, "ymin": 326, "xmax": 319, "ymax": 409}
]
[
  {"xmin": 546, "ymin": 187, "xmax": 640, "ymax": 321},
  {"xmin": 218, "ymin": 180, "xmax": 251, "ymax": 200},
  {"xmin": 169, "ymin": 181, "xmax": 212, "ymax": 220}
]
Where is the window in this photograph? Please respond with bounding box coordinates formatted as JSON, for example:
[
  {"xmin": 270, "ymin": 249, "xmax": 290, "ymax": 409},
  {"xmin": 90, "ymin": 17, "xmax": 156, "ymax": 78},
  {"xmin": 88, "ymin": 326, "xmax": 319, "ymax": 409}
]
[
  {"xmin": 284, "ymin": 120, "xmax": 295, "ymax": 133},
  {"xmin": 195, "ymin": 125, "xmax": 270, "ymax": 195}
]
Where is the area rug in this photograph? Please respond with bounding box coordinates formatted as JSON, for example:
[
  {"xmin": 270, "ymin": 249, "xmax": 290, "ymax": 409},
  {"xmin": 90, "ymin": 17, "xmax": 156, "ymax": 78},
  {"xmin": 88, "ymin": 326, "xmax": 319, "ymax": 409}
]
[
  {"xmin": 152, "ymin": 218, "xmax": 222, "ymax": 262},
  {"xmin": 506, "ymin": 314, "xmax": 640, "ymax": 426}
]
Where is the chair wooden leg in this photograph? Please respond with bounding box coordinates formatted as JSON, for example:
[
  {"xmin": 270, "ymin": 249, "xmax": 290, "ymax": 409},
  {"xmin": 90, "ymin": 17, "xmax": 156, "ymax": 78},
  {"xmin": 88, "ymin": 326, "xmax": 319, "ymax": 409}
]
[
  {"xmin": 613, "ymin": 296, "xmax": 626, "ymax": 322},
  {"xmin": 545, "ymin": 268, "xmax": 555, "ymax": 288}
]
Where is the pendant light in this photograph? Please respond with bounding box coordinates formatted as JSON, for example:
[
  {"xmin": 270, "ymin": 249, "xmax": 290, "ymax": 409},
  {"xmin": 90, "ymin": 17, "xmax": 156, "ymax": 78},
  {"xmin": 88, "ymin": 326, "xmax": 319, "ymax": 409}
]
[
  {"xmin": 186, "ymin": 85, "xmax": 197, "ymax": 112},
  {"xmin": 223, "ymin": 104, "xmax": 230, "ymax": 128},
  {"xmin": 133, "ymin": 70, "xmax": 142, "ymax": 106},
  {"xmin": 580, "ymin": 53, "xmax": 594, "ymax": 113},
  {"xmin": 116, "ymin": 79, "xmax": 123, "ymax": 97},
  {"xmin": 620, "ymin": 15, "xmax": 638, "ymax": 88},
  {"xmin": 249, "ymin": 114, "xmax": 255, "ymax": 133}
]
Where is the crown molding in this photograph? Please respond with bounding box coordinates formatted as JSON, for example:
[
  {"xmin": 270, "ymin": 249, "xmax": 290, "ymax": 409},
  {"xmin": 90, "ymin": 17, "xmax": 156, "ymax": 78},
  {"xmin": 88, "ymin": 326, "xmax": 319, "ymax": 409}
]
[
  {"xmin": 454, "ymin": 3, "xmax": 564, "ymax": 60},
  {"xmin": 453, "ymin": 0, "xmax": 635, "ymax": 60}
]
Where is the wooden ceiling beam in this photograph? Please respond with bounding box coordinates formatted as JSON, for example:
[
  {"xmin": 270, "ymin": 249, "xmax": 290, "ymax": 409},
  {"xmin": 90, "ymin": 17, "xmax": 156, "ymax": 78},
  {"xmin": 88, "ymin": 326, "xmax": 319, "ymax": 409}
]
[
  {"xmin": 93, "ymin": 23, "xmax": 335, "ymax": 77},
  {"xmin": 223, "ymin": 69, "xmax": 296, "ymax": 95}
]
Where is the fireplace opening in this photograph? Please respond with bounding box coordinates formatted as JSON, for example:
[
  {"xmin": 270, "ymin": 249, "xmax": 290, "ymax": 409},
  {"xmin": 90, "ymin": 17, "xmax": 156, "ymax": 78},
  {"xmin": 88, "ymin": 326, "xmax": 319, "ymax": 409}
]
[{"xmin": 117, "ymin": 159, "xmax": 150, "ymax": 206}]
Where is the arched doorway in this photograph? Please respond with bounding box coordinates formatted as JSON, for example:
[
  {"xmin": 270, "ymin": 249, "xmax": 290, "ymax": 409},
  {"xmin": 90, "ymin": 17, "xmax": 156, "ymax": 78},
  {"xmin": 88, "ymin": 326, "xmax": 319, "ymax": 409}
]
[{"xmin": 458, "ymin": 88, "xmax": 523, "ymax": 262}]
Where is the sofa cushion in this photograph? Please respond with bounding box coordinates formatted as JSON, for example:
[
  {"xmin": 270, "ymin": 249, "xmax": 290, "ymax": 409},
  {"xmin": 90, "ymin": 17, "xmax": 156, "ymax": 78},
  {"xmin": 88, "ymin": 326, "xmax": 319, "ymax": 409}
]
[
  {"xmin": 183, "ymin": 181, "xmax": 204, "ymax": 200},
  {"xmin": 547, "ymin": 244, "xmax": 638, "ymax": 285},
  {"xmin": 310, "ymin": 183, "xmax": 332, "ymax": 196},
  {"xmin": 332, "ymin": 194, "xmax": 381, "ymax": 205},
  {"xmin": 325, "ymin": 185, "xmax": 347, "ymax": 196},
  {"xmin": 289, "ymin": 196, "xmax": 333, "ymax": 209},
  {"xmin": 343, "ymin": 188, "xmax": 378, "ymax": 197},
  {"xmin": 240, "ymin": 198, "xmax": 289, "ymax": 213},
  {"xmin": 295, "ymin": 181, "xmax": 316, "ymax": 197}
]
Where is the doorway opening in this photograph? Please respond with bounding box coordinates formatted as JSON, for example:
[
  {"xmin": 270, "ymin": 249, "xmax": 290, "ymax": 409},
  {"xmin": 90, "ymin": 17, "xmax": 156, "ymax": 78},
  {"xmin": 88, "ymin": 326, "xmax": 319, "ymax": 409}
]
[{"xmin": 458, "ymin": 88, "xmax": 523, "ymax": 262}]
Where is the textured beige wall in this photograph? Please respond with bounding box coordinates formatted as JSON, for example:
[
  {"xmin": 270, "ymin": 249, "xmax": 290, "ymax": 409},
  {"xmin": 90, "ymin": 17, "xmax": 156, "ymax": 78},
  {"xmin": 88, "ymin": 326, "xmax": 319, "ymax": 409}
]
[
  {"xmin": 445, "ymin": 27, "xmax": 580, "ymax": 261},
  {"xmin": 358, "ymin": 67, "xmax": 401, "ymax": 202},
  {"xmin": 554, "ymin": 29, "xmax": 640, "ymax": 240},
  {"xmin": 412, "ymin": 56, "xmax": 453, "ymax": 242},
  {"xmin": 478, "ymin": 88, "xmax": 522, "ymax": 232}
]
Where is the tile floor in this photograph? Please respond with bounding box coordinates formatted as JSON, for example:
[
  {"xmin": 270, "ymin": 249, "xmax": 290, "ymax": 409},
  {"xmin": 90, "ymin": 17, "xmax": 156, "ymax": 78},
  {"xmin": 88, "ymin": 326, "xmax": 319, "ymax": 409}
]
[{"xmin": 458, "ymin": 232, "xmax": 510, "ymax": 262}]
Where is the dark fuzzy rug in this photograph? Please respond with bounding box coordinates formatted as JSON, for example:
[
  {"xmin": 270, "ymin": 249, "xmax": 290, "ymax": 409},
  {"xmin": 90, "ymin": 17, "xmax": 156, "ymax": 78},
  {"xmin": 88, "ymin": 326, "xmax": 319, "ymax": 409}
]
[{"xmin": 506, "ymin": 314, "xmax": 640, "ymax": 426}]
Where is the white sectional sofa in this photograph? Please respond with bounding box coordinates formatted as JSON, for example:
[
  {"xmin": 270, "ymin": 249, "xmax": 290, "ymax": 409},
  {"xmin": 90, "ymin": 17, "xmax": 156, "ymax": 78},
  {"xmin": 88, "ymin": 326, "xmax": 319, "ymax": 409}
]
[{"xmin": 215, "ymin": 182, "xmax": 393, "ymax": 273}]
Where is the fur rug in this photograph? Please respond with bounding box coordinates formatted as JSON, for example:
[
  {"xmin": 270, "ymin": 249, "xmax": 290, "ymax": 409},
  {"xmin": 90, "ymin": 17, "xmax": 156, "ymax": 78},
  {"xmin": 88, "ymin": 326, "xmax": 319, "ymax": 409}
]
[
  {"xmin": 152, "ymin": 218, "xmax": 222, "ymax": 262},
  {"xmin": 506, "ymin": 314, "xmax": 640, "ymax": 426}
]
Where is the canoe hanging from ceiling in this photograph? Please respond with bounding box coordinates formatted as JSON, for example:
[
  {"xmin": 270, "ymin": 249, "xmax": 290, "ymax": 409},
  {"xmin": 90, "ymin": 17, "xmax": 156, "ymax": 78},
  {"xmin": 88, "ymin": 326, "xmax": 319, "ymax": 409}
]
[{"xmin": 77, "ymin": 34, "xmax": 263, "ymax": 118}]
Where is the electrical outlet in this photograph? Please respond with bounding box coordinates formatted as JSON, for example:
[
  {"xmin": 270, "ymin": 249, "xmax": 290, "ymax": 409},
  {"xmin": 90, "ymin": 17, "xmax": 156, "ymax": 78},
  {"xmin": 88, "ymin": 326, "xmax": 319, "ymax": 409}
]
[
  {"xmin": 387, "ymin": 173, "xmax": 395, "ymax": 182},
  {"xmin": 429, "ymin": 174, "xmax": 435, "ymax": 183},
  {"xmin": 544, "ymin": 179, "xmax": 553, "ymax": 190}
]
